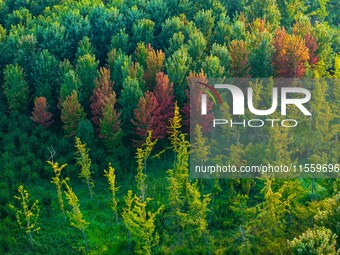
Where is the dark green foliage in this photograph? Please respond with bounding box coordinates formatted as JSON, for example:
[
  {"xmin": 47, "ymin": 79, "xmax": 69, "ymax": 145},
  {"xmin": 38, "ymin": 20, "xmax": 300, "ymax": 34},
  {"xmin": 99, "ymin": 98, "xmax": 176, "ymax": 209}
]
[
  {"xmin": 3, "ymin": 64, "xmax": 29, "ymax": 112},
  {"xmin": 249, "ymin": 37, "xmax": 274, "ymax": 77},
  {"xmin": 32, "ymin": 50, "xmax": 59, "ymax": 108}
]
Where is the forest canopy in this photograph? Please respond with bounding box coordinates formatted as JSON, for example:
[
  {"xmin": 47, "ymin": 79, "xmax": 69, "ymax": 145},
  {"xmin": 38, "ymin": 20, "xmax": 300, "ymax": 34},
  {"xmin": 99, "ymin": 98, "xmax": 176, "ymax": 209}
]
[{"xmin": 0, "ymin": 0, "xmax": 339, "ymax": 254}]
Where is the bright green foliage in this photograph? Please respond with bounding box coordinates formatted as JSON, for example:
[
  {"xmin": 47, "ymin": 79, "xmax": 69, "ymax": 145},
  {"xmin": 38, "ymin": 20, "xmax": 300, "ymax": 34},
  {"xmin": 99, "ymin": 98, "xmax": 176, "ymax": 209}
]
[
  {"xmin": 194, "ymin": 9, "xmax": 215, "ymax": 43},
  {"xmin": 75, "ymin": 53, "xmax": 99, "ymax": 109},
  {"xmin": 166, "ymin": 46, "xmax": 192, "ymax": 102},
  {"xmin": 202, "ymin": 54, "xmax": 225, "ymax": 78},
  {"xmin": 48, "ymin": 161, "xmax": 68, "ymax": 219},
  {"xmin": 99, "ymin": 102, "xmax": 122, "ymax": 150},
  {"xmin": 135, "ymin": 131, "xmax": 157, "ymax": 201},
  {"xmin": 122, "ymin": 190, "xmax": 163, "ymax": 255},
  {"xmin": 132, "ymin": 18, "xmax": 155, "ymax": 46},
  {"xmin": 265, "ymin": 125, "xmax": 294, "ymax": 166},
  {"xmin": 9, "ymin": 185, "xmax": 40, "ymax": 248},
  {"xmin": 63, "ymin": 179, "xmax": 89, "ymax": 254},
  {"xmin": 187, "ymin": 29, "xmax": 207, "ymax": 70},
  {"xmin": 246, "ymin": 0, "xmax": 281, "ymax": 27},
  {"xmin": 247, "ymin": 179, "xmax": 288, "ymax": 254},
  {"xmin": 191, "ymin": 124, "xmax": 210, "ymax": 164},
  {"xmin": 211, "ymin": 43, "xmax": 231, "ymax": 71},
  {"xmin": 289, "ymin": 227, "xmax": 338, "ymax": 255},
  {"xmin": 60, "ymin": 70, "xmax": 82, "ymax": 101},
  {"xmin": 166, "ymin": 46, "xmax": 192, "ymax": 87},
  {"xmin": 167, "ymin": 102, "xmax": 182, "ymax": 153},
  {"xmin": 76, "ymin": 37, "xmax": 95, "ymax": 59},
  {"xmin": 3, "ymin": 64, "xmax": 29, "ymax": 112},
  {"xmin": 74, "ymin": 137, "xmax": 94, "ymax": 200},
  {"xmin": 166, "ymin": 32, "xmax": 185, "ymax": 56},
  {"xmin": 104, "ymin": 164, "xmax": 119, "ymax": 223},
  {"xmin": 60, "ymin": 90, "xmax": 86, "ymax": 137}
]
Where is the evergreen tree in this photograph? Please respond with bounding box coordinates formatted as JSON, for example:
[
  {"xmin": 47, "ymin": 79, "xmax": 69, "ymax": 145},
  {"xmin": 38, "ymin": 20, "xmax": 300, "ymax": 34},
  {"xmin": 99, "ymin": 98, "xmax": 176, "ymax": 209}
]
[
  {"xmin": 32, "ymin": 50, "xmax": 59, "ymax": 108},
  {"xmin": 61, "ymin": 90, "xmax": 86, "ymax": 137},
  {"xmin": 119, "ymin": 77, "xmax": 143, "ymax": 132},
  {"xmin": 144, "ymin": 45, "xmax": 165, "ymax": 89},
  {"xmin": 3, "ymin": 64, "xmax": 29, "ymax": 112},
  {"xmin": 289, "ymin": 227, "xmax": 339, "ymax": 255},
  {"xmin": 75, "ymin": 53, "xmax": 99, "ymax": 109},
  {"xmin": 60, "ymin": 70, "xmax": 82, "ymax": 102},
  {"xmin": 165, "ymin": 46, "xmax": 192, "ymax": 102},
  {"xmin": 229, "ymin": 40, "xmax": 250, "ymax": 77},
  {"xmin": 99, "ymin": 102, "xmax": 122, "ymax": 150}
]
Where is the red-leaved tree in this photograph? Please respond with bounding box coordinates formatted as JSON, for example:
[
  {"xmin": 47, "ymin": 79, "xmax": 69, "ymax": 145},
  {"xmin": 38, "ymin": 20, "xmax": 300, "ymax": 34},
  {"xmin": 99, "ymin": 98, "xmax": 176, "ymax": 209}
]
[
  {"xmin": 304, "ymin": 33, "xmax": 318, "ymax": 66},
  {"xmin": 31, "ymin": 97, "xmax": 53, "ymax": 127},
  {"xmin": 153, "ymin": 72, "xmax": 175, "ymax": 135},
  {"xmin": 90, "ymin": 67, "xmax": 116, "ymax": 129},
  {"xmin": 272, "ymin": 28, "xmax": 309, "ymax": 77},
  {"xmin": 131, "ymin": 91, "xmax": 163, "ymax": 145}
]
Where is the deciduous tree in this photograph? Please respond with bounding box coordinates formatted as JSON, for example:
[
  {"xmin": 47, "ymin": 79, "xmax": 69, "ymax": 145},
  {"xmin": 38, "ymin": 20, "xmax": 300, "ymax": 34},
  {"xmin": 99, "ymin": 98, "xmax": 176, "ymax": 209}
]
[
  {"xmin": 61, "ymin": 90, "xmax": 86, "ymax": 137},
  {"xmin": 31, "ymin": 97, "xmax": 53, "ymax": 127}
]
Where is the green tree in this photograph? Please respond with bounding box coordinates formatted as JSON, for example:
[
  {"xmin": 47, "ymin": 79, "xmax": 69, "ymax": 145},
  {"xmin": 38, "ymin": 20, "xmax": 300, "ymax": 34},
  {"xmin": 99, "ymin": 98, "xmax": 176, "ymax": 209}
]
[
  {"xmin": 118, "ymin": 77, "xmax": 143, "ymax": 132},
  {"xmin": 75, "ymin": 53, "xmax": 99, "ymax": 110},
  {"xmin": 104, "ymin": 164, "xmax": 119, "ymax": 224},
  {"xmin": 63, "ymin": 180, "xmax": 89, "ymax": 254},
  {"xmin": 122, "ymin": 190, "xmax": 163, "ymax": 255},
  {"xmin": 132, "ymin": 18, "xmax": 155, "ymax": 47},
  {"xmin": 48, "ymin": 161, "xmax": 68, "ymax": 220},
  {"xmin": 194, "ymin": 9, "xmax": 215, "ymax": 43},
  {"xmin": 3, "ymin": 64, "xmax": 29, "ymax": 112},
  {"xmin": 32, "ymin": 50, "xmax": 59, "ymax": 107},
  {"xmin": 289, "ymin": 227, "xmax": 339, "ymax": 255},
  {"xmin": 75, "ymin": 137, "xmax": 94, "ymax": 200},
  {"xmin": 60, "ymin": 70, "xmax": 82, "ymax": 102},
  {"xmin": 165, "ymin": 46, "xmax": 192, "ymax": 102},
  {"xmin": 61, "ymin": 90, "xmax": 86, "ymax": 137}
]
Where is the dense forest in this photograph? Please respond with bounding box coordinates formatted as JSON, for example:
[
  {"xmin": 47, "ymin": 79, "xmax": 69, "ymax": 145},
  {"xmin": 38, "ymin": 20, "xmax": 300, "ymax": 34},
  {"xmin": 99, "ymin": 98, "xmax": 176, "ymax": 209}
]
[{"xmin": 0, "ymin": 0, "xmax": 339, "ymax": 254}]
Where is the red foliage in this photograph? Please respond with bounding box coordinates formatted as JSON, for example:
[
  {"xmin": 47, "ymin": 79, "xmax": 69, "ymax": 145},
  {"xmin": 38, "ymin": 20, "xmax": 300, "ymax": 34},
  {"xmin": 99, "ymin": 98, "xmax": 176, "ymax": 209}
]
[
  {"xmin": 304, "ymin": 33, "xmax": 318, "ymax": 66},
  {"xmin": 153, "ymin": 72, "xmax": 175, "ymax": 135},
  {"xmin": 31, "ymin": 97, "xmax": 53, "ymax": 127},
  {"xmin": 131, "ymin": 91, "xmax": 163, "ymax": 145},
  {"xmin": 272, "ymin": 28, "xmax": 309, "ymax": 78},
  {"xmin": 90, "ymin": 67, "xmax": 116, "ymax": 129}
]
